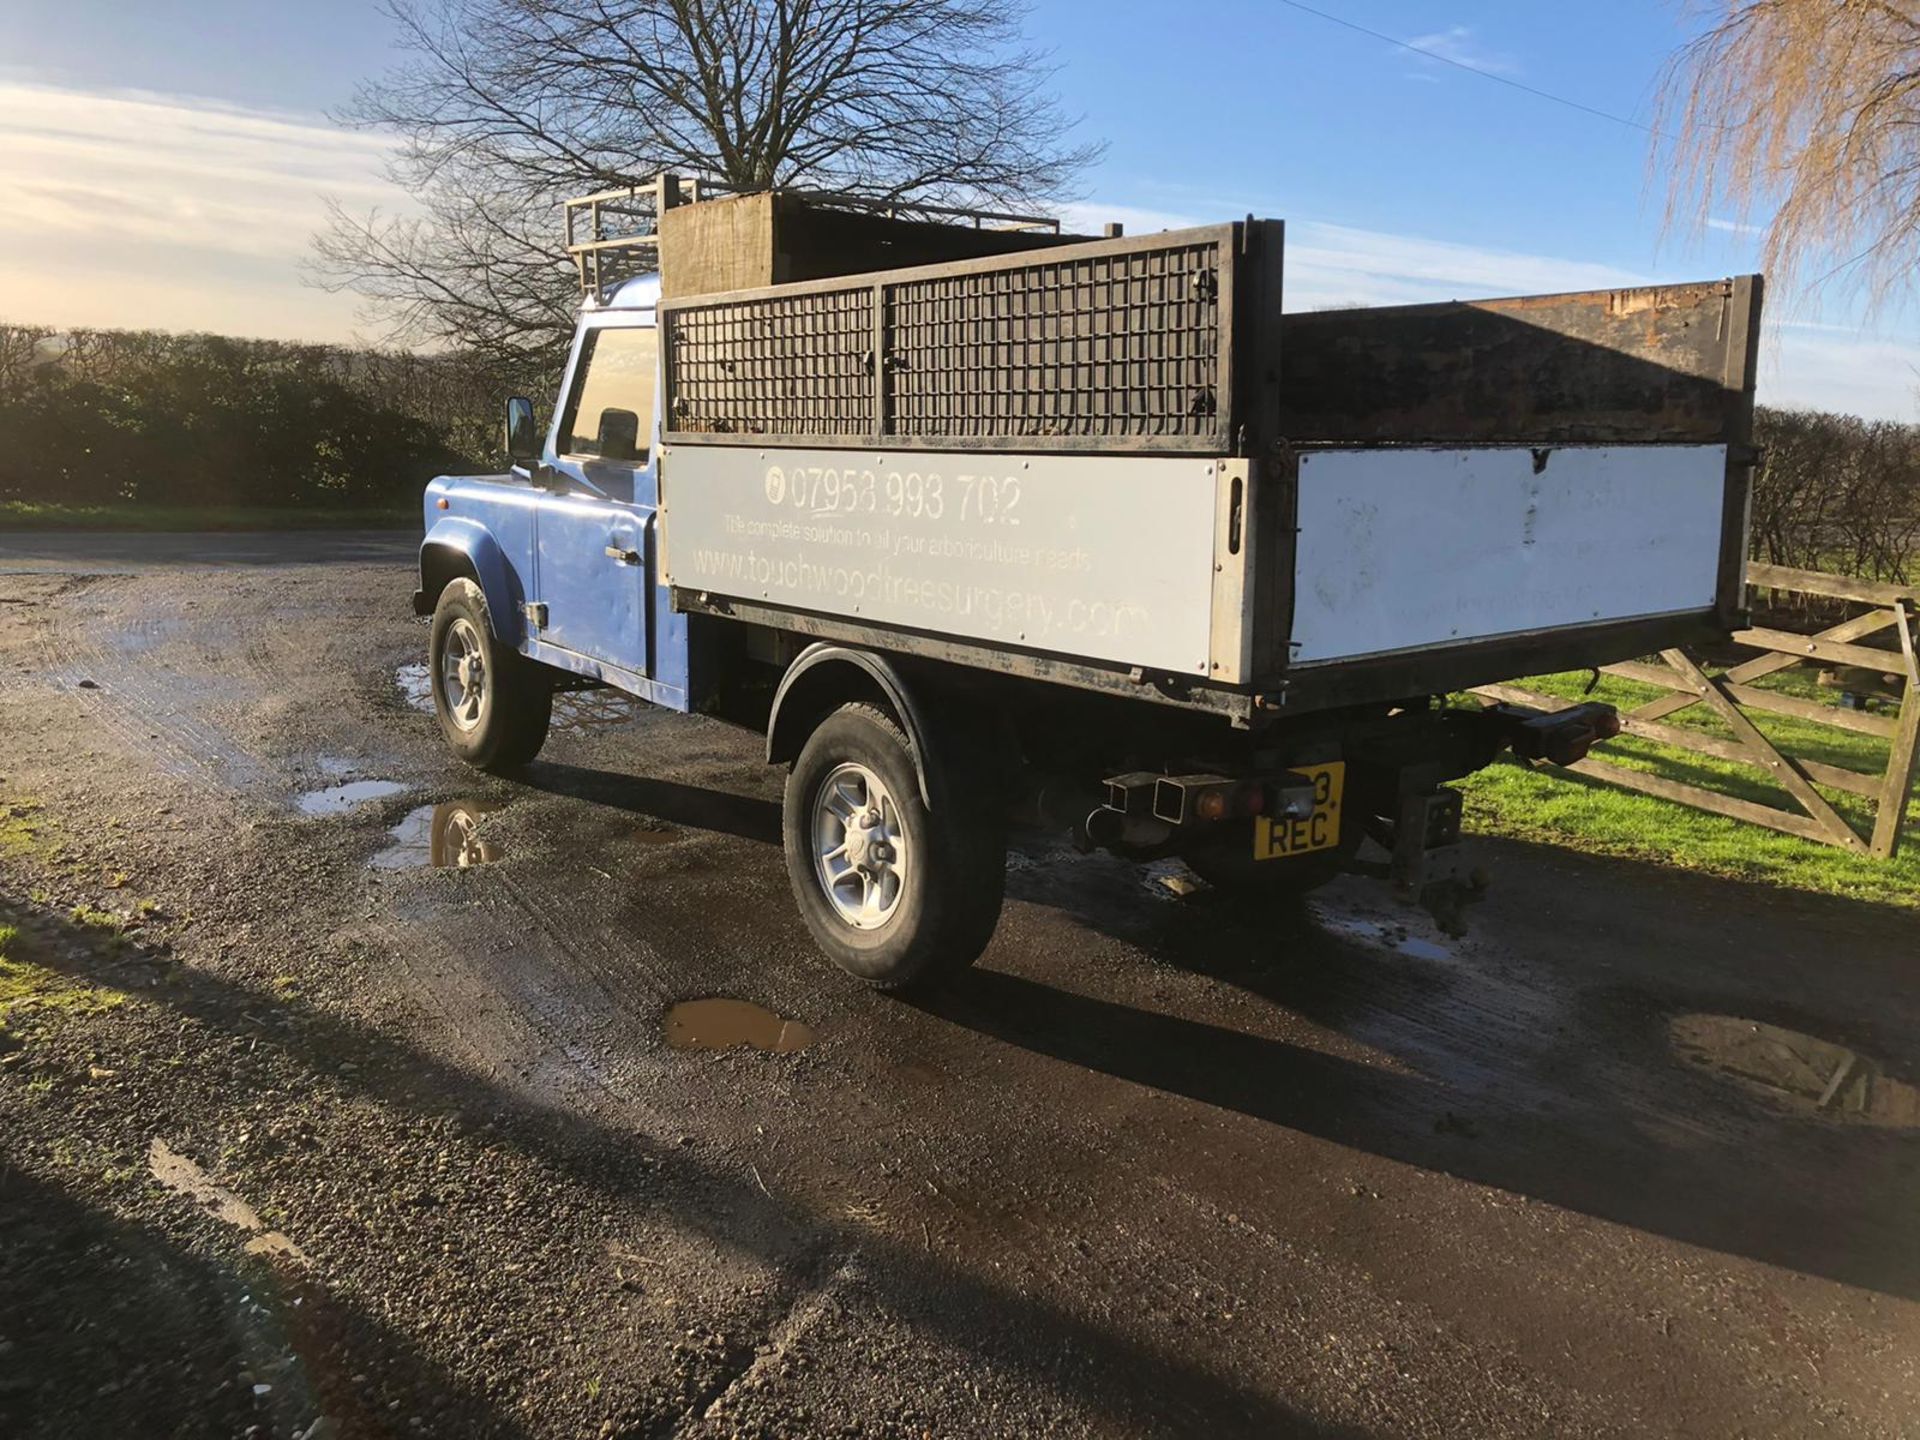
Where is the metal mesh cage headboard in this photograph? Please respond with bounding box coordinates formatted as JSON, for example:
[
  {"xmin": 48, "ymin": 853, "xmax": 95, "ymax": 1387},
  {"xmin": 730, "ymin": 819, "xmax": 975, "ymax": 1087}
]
[{"xmin": 660, "ymin": 225, "xmax": 1238, "ymax": 453}]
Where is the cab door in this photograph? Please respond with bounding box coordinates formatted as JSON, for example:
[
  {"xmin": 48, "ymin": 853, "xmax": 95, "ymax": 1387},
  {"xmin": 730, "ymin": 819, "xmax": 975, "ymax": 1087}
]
[{"xmin": 533, "ymin": 317, "xmax": 658, "ymax": 675}]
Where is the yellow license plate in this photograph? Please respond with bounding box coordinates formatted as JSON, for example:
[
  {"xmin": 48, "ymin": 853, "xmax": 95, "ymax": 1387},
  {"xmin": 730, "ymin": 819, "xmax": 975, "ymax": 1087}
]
[{"xmin": 1252, "ymin": 762, "xmax": 1345, "ymax": 860}]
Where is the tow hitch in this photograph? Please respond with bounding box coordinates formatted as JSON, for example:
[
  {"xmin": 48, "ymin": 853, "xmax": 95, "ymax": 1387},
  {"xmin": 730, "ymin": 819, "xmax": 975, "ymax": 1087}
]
[
  {"xmin": 1393, "ymin": 699, "xmax": 1622, "ymax": 934},
  {"xmin": 1484, "ymin": 699, "xmax": 1621, "ymax": 766}
]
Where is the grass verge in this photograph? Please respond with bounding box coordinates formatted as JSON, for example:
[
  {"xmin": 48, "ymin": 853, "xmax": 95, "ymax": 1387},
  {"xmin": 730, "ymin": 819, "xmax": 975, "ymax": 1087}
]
[
  {"xmin": 0, "ymin": 501, "xmax": 417, "ymax": 532},
  {"xmin": 0, "ymin": 799, "xmax": 59, "ymax": 863},
  {"xmin": 0, "ymin": 922, "xmax": 126, "ymax": 1027},
  {"xmin": 1459, "ymin": 668, "xmax": 1920, "ymax": 907}
]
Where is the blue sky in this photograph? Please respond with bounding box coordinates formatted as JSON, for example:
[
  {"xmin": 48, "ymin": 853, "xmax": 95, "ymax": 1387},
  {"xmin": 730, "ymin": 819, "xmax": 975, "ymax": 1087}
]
[{"xmin": 3, "ymin": 0, "xmax": 1916, "ymax": 418}]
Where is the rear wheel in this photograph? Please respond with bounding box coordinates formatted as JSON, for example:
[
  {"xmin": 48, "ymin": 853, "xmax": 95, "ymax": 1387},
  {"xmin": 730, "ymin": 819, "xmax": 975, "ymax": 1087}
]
[
  {"xmin": 782, "ymin": 703, "xmax": 1004, "ymax": 991},
  {"xmin": 428, "ymin": 578, "xmax": 552, "ymax": 772}
]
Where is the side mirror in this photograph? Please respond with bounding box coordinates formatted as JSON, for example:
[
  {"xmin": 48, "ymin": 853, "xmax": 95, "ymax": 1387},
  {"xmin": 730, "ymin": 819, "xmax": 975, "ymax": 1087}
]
[{"xmin": 504, "ymin": 396, "xmax": 539, "ymax": 464}]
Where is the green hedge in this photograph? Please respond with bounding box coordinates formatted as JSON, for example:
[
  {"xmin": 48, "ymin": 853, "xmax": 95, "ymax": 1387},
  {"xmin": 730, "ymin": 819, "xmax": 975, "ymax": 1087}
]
[{"xmin": 0, "ymin": 326, "xmax": 533, "ymax": 510}]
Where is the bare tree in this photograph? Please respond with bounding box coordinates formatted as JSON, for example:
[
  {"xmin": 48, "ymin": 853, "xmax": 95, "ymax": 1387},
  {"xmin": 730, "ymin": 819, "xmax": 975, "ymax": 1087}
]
[
  {"xmin": 1655, "ymin": 2, "xmax": 1920, "ymax": 312},
  {"xmin": 312, "ymin": 0, "xmax": 1101, "ymax": 363}
]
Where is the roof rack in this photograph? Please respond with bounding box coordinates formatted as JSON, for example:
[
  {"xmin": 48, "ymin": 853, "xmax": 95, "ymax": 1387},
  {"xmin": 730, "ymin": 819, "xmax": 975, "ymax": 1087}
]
[
  {"xmin": 563, "ymin": 172, "xmax": 1063, "ymax": 298},
  {"xmin": 564, "ymin": 174, "xmax": 714, "ymax": 298}
]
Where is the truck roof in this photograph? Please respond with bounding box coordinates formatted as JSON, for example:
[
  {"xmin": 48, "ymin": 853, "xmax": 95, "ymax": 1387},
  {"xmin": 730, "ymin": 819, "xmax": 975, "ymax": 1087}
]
[{"xmin": 586, "ymin": 272, "xmax": 662, "ymax": 313}]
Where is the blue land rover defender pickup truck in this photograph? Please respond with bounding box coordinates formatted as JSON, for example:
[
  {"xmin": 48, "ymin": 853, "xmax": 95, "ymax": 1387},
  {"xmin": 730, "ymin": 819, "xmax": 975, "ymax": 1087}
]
[{"xmin": 414, "ymin": 176, "xmax": 1759, "ymax": 989}]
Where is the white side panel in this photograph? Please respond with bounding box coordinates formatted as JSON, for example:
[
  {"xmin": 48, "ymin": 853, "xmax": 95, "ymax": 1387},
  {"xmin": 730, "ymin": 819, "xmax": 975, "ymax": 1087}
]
[
  {"xmin": 1291, "ymin": 445, "xmax": 1727, "ymax": 665},
  {"xmin": 661, "ymin": 447, "xmax": 1221, "ymax": 674}
]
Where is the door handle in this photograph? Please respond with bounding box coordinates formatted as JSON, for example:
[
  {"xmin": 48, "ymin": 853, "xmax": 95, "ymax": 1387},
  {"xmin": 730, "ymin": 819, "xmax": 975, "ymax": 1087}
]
[{"xmin": 604, "ymin": 545, "xmax": 642, "ymax": 565}]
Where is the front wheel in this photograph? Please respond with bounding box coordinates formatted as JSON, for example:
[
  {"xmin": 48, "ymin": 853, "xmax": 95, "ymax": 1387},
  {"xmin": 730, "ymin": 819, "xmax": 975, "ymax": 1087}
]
[
  {"xmin": 782, "ymin": 703, "xmax": 1005, "ymax": 991},
  {"xmin": 428, "ymin": 578, "xmax": 552, "ymax": 772}
]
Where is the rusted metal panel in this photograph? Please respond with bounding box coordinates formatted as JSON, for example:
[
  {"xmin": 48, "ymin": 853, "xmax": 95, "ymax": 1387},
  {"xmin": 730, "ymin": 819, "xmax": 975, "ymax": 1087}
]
[
  {"xmin": 1278, "ymin": 277, "xmax": 1763, "ymax": 445},
  {"xmin": 1233, "ymin": 221, "xmax": 1287, "ymax": 454},
  {"xmin": 769, "ymin": 198, "xmax": 1086, "ymax": 282}
]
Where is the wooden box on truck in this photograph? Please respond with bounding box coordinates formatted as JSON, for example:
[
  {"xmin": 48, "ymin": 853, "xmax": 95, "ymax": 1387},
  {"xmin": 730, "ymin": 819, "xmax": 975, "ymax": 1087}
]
[
  {"xmin": 652, "ymin": 219, "xmax": 1761, "ymax": 723},
  {"xmin": 656, "ymin": 189, "xmax": 1091, "ymax": 300}
]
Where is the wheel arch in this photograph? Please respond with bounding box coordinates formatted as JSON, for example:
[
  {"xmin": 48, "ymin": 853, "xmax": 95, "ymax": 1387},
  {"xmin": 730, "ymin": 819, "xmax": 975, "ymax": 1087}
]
[
  {"xmin": 767, "ymin": 646, "xmax": 939, "ymax": 808},
  {"xmin": 416, "ymin": 518, "xmax": 519, "ymax": 642}
]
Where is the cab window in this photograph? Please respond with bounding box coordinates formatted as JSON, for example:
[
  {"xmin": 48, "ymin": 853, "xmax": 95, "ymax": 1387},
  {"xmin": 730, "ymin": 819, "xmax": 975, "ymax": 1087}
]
[{"xmin": 559, "ymin": 325, "xmax": 657, "ymax": 462}]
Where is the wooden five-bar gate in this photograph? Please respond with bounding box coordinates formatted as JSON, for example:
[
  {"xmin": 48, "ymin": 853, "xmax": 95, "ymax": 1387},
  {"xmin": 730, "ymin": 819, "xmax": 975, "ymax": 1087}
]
[{"xmin": 1474, "ymin": 564, "xmax": 1920, "ymax": 860}]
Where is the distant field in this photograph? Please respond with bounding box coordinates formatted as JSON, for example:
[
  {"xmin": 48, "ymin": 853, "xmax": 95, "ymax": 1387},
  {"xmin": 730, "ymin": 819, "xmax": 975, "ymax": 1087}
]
[
  {"xmin": 0, "ymin": 501, "xmax": 417, "ymax": 532},
  {"xmin": 1460, "ymin": 668, "xmax": 1920, "ymax": 908}
]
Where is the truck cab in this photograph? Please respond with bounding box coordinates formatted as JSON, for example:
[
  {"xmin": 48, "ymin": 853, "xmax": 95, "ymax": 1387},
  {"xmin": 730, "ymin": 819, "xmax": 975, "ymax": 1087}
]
[{"xmin": 418, "ymin": 272, "xmax": 691, "ymax": 716}]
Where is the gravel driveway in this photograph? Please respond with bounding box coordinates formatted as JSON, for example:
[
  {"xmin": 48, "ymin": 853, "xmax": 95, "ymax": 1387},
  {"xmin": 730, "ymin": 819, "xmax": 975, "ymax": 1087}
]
[{"xmin": 1, "ymin": 532, "xmax": 1917, "ymax": 1438}]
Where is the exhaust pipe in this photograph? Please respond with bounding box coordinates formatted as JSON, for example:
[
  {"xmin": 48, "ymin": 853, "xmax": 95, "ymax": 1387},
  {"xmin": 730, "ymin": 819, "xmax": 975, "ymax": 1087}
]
[{"xmin": 1083, "ymin": 806, "xmax": 1173, "ymax": 852}]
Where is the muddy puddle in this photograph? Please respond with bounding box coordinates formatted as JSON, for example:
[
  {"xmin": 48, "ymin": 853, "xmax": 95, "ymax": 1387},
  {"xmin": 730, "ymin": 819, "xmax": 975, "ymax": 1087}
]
[
  {"xmin": 295, "ymin": 779, "xmax": 409, "ymax": 816},
  {"xmin": 1311, "ymin": 902, "xmax": 1454, "ymax": 963},
  {"xmin": 396, "ymin": 663, "xmax": 648, "ymax": 733},
  {"xmin": 395, "ymin": 661, "xmax": 434, "ymax": 712},
  {"xmin": 1671, "ymin": 1013, "xmax": 1920, "ymax": 1127},
  {"xmin": 665, "ymin": 998, "xmax": 814, "ymax": 1054},
  {"xmin": 371, "ymin": 800, "xmax": 503, "ymax": 870}
]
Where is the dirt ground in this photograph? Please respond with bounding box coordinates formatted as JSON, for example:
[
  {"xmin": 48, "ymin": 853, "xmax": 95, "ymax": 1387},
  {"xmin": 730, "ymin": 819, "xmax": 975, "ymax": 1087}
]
[{"xmin": 1, "ymin": 532, "xmax": 1917, "ymax": 1439}]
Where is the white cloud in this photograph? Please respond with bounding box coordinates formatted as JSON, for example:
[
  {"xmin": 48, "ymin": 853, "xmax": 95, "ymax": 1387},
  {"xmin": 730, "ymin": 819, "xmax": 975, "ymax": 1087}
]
[
  {"xmin": 1283, "ymin": 221, "xmax": 1649, "ymax": 311},
  {"xmin": 0, "ymin": 80, "xmax": 404, "ymax": 341},
  {"xmin": 1761, "ymin": 330, "xmax": 1920, "ymax": 419},
  {"xmin": 1404, "ymin": 26, "xmax": 1518, "ymax": 76},
  {"xmin": 1054, "ymin": 202, "xmax": 1205, "ymax": 237},
  {"xmin": 0, "ymin": 81, "xmax": 1911, "ymax": 421},
  {"xmin": 1707, "ymin": 217, "xmax": 1764, "ymax": 237}
]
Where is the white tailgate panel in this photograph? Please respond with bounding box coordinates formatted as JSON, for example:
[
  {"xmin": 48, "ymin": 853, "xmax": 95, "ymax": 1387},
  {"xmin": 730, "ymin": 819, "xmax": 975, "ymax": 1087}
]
[{"xmin": 1291, "ymin": 445, "xmax": 1727, "ymax": 665}]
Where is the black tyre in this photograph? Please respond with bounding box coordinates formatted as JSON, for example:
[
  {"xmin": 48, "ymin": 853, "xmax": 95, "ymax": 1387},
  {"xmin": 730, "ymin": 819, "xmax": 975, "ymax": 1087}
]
[
  {"xmin": 428, "ymin": 578, "xmax": 552, "ymax": 773},
  {"xmin": 782, "ymin": 703, "xmax": 1005, "ymax": 991}
]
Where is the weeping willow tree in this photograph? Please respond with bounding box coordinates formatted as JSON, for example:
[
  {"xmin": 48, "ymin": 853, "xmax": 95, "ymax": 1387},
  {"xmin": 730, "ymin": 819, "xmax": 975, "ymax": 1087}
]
[{"xmin": 1656, "ymin": 1, "xmax": 1920, "ymax": 310}]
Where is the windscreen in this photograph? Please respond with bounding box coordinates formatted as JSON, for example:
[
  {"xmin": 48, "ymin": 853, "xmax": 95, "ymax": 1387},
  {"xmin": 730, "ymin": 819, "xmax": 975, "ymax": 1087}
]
[{"xmin": 561, "ymin": 325, "xmax": 658, "ymax": 461}]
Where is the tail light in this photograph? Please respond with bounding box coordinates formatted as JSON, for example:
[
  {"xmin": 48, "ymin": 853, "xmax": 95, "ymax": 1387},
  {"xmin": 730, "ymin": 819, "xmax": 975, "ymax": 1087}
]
[{"xmin": 1151, "ymin": 773, "xmax": 1314, "ymax": 826}]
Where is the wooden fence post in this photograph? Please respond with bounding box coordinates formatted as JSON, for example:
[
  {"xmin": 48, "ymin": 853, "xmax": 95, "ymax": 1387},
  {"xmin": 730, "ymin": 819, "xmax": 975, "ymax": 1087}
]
[{"xmin": 1869, "ymin": 599, "xmax": 1920, "ymax": 860}]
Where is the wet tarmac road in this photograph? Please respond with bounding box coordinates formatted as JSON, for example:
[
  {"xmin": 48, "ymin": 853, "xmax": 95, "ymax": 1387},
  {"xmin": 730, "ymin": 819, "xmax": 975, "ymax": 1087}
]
[
  {"xmin": 0, "ymin": 528, "xmax": 419, "ymax": 573},
  {"xmin": 1, "ymin": 531, "xmax": 1917, "ymax": 1438}
]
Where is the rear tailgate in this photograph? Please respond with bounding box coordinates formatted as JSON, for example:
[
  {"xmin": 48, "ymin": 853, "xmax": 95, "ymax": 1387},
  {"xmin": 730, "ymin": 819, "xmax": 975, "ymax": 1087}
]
[
  {"xmin": 1259, "ymin": 277, "xmax": 1763, "ymax": 707},
  {"xmin": 1288, "ymin": 441, "xmax": 1728, "ymax": 666}
]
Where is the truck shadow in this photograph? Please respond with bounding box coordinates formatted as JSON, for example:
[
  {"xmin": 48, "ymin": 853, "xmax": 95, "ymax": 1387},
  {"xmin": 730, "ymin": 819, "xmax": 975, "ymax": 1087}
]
[
  {"xmin": 3, "ymin": 902, "xmax": 1359, "ymax": 1440},
  {"xmin": 476, "ymin": 768, "xmax": 1920, "ymax": 1307},
  {"xmin": 937, "ymin": 839, "xmax": 1920, "ymax": 1303},
  {"xmin": 0, "ymin": 1157, "xmax": 524, "ymax": 1440},
  {"xmin": 517, "ymin": 758, "xmax": 782, "ymax": 845}
]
